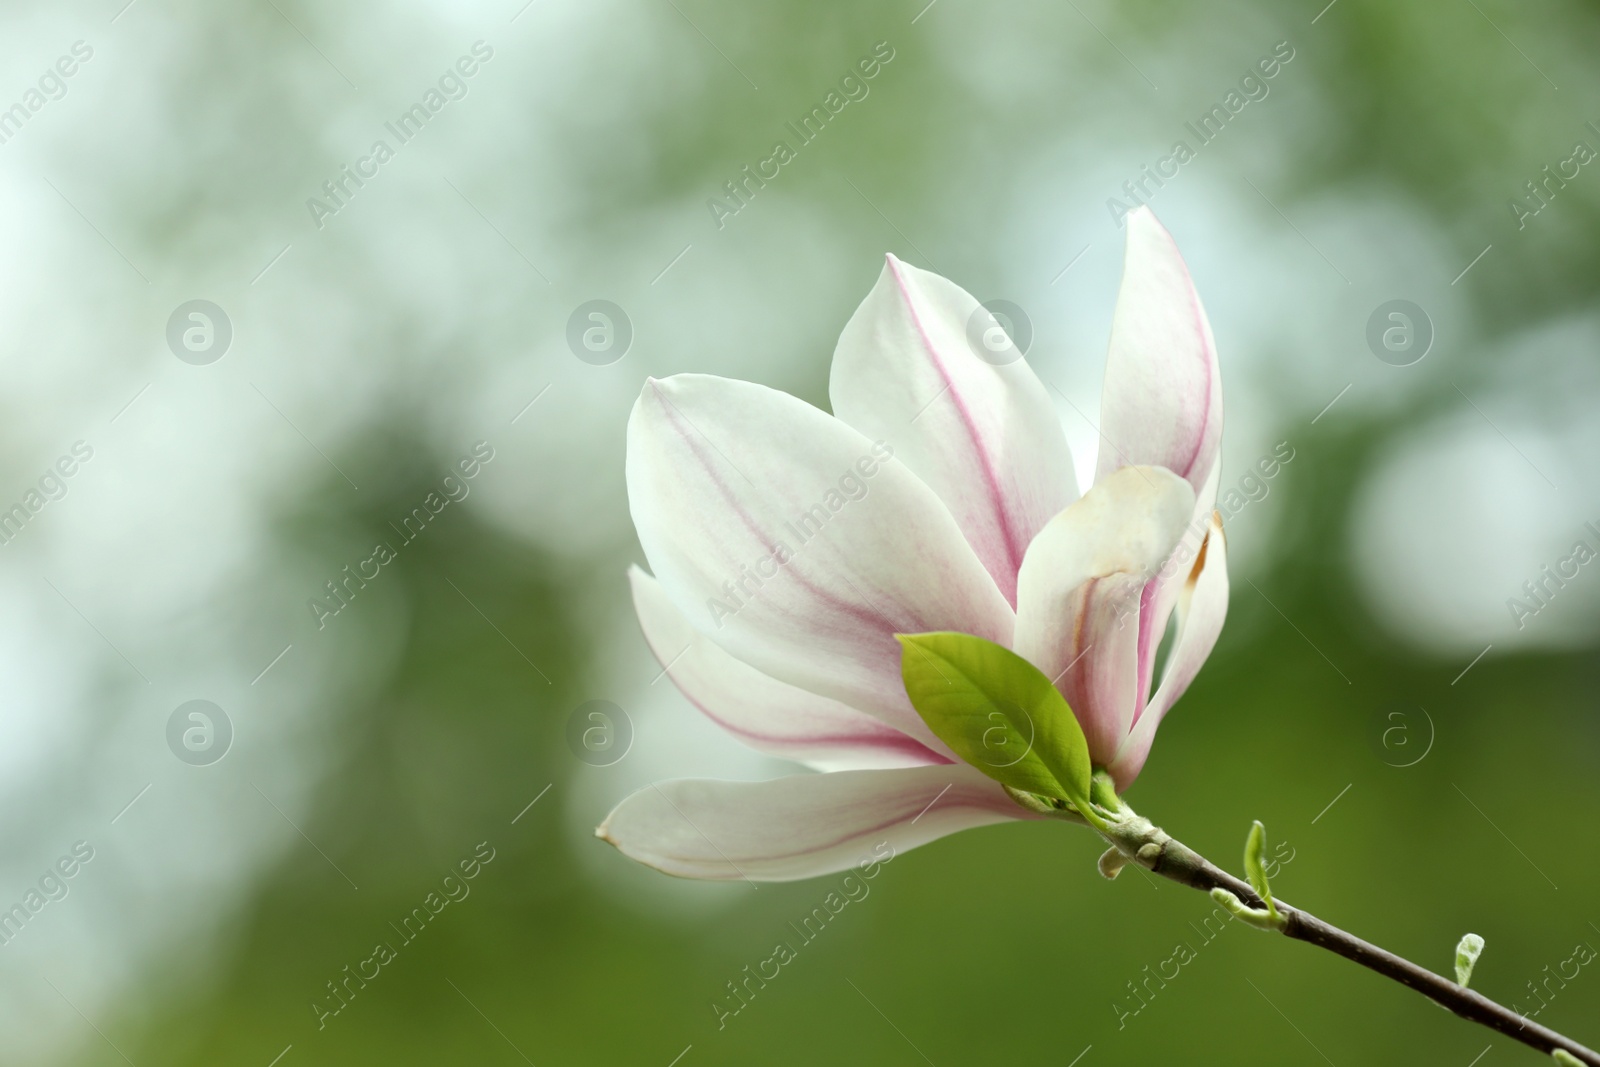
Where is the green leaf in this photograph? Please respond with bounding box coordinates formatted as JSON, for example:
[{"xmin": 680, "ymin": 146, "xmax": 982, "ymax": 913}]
[
  {"xmin": 896, "ymin": 632, "xmax": 1095, "ymax": 822},
  {"xmin": 1244, "ymin": 820, "xmax": 1278, "ymax": 920}
]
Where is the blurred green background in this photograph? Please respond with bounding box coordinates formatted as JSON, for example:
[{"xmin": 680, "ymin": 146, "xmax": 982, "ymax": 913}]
[{"xmin": 1, "ymin": 0, "xmax": 1597, "ymax": 1064}]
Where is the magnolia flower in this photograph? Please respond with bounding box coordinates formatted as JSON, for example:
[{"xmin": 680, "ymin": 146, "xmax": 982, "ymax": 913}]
[{"xmin": 600, "ymin": 207, "xmax": 1226, "ymax": 882}]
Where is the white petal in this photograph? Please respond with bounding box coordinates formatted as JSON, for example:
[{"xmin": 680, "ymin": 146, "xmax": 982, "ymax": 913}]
[
  {"xmin": 596, "ymin": 765, "xmax": 1024, "ymax": 882},
  {"xmin": 1013, "ymin": 466, "xmax": 1195, "ymax": 765},
  {"xmin": 1095, "ymin": 208, "xmax": 1223, "ymax": 496},
  {"xmin": 1108, "ymin": 512, "xmax": 1229, "ymax": 788},
  {"xmin": 830, "ymin": 255, "xmax": 1078, "ymax": 605},
  {"xmin": 629, "ymin": 566, "xmax": 946, "ymax": 771},
  {"xmin": 627, "ymin": 374, "xmax": 1014, "ymax": 750}
]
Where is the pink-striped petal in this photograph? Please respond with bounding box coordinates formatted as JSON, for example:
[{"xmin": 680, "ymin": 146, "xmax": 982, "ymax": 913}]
[
  {"xmin": 596, "ymin": 765, "xmax": 1025, "ymax": 882},
  {"xmin": 1108, "ymin": 511, "xmax": 1229, "ymax": 788},
  {"xmin": 1013, "ymin": 465, "xmax": 1195, "ymax": 766},
  {"xmin": 627, "ymin": 374, "xmax": 1014, "ymax": 751},
  {"xmin": 1095, "ymin": 207, "xmax": 1223, "ymax": 496},
  {"xmin": 630, "ymin": 566, "xmax": 947, "ymax": 771},
  {"xmin": 830, "ymin": 255, "xmax": 1078, "ymax": 606}
]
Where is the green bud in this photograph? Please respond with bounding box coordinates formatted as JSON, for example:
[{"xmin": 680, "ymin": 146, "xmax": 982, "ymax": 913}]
[
  {"xmin": 1454, "ymin": 932, "xmax": 1484, "ymax": 987},
  {"xmin": 1552, "ymin": 1051, "xmax": 1581, "ymax": 1066},
  {"xmin": 1002, "ymin": 785, "xmax": 1060, "ymax": 816},
  {"xmin": 1090, "ymin": 769, "xmax": 1124, "ymax": 816},
  {"xmin": 1243, "ymin": 820, "xmax": 1280, "ymax": 923},
  {"xmin": 1210, "ymin": 887, "xmax": 1286, "ymax": 932}
]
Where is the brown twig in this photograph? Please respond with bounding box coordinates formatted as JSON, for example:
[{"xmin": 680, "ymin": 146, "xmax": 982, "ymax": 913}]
[{"xmin": 1097, "ymin": 818, "xmax": 1600, "ymax": 1065}]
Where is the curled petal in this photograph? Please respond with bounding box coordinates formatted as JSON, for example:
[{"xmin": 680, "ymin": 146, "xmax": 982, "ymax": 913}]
[
  {"xmin": 830, "ymin": 255, "xmax": 1078, "ymax": 605},
  {"xmin": 1013, "ymin": 466, "xmax": 1195, "ymax": 765},
  {"xmin": 630, "ymin": 566, "xmax": 947, "ymax": 771},
  {"xmin": 1108, "ymin": 511, "xmax": 1230, "ymax": 788},
  {"xmin": 627, "ymin": 374, "xmax": 1014, "ymax": 751},
  {"xmin": 1131, "ymin": 461, "xmax": 1221, "ymax": 715},
  {"xmin": 1095, "ymin": 207, "xmax": 1223, "ymax": 496},
  {"xmin": 596, "ymin": 765, "xmax": 1025, "ymax": 882}
]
